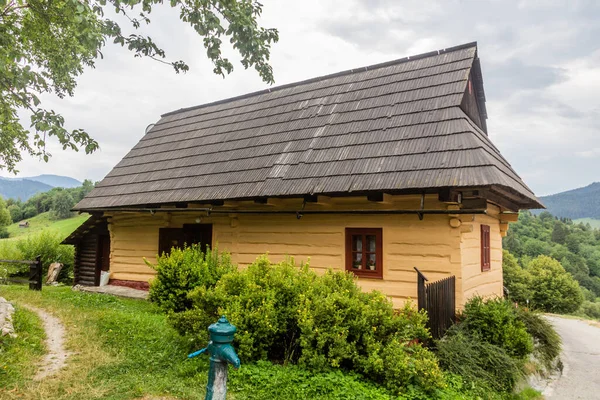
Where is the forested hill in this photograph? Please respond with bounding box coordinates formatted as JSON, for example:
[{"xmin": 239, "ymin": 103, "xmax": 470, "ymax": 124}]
[
  {"xmin": 538, "ymin": 182, "xmax": 600, "ymax": 219},
  {"xmin": 0, "ymin": 174, "xmax": 81, "ymax": 200},
  {"xmin": 504, "ymin": 211, "xmax": 600, "ymax": 299}
]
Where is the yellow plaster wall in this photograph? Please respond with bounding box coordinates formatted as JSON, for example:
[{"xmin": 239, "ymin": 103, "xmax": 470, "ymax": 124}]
[
  {"xmin": 459, "ymin": 212, "xmax": 504, "ymax": 306},
  {"xmin": 106, "ymin": 195, "xmax": 504, "ymax": 308}
]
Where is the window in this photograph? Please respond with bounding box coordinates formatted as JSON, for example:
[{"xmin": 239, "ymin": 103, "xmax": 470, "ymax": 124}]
[
  {"xmin": 481, "ymin": 224, "xmax": 491, "ymax": 271},
  {"xmin": 345, "ymin": 228, "xmax": 383, "ymax": 279},
  {"xmin": 159, "ymin": 224, "xmax": 213, "ymax": 256}
]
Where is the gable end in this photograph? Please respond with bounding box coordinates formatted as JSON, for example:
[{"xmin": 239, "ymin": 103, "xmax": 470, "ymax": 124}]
[{"xmin": 460, "ymin": 56, "xmax": 488, "ymax": 134}]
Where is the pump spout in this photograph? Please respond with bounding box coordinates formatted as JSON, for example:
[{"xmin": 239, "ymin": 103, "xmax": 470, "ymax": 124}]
[{"xmin": 219, "ymin": 345, "xmax": 240, "ymax": 369}]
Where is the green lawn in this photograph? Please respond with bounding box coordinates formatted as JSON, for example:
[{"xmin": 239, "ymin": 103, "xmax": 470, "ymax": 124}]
[
  {"xmin": 574, "ymin": 218, "xmax": 600, "ymax": 229},
  {"xmin": 0, "ymin": 286, "xmax": 395, "ymax": 400},
  {"xmin": 5, "ymin": 212, "xmax": 89, "ymax": 240}
]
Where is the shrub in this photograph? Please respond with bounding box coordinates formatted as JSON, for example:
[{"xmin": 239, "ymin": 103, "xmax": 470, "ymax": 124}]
[
  {"xmin": 527, "ymin": 256, "xmax": 583, "ymax": 313},
  {"xmin": 22, "ymin": 206, "xmax": 37, "ymax": 220},
  {"xmin": 460, "ymin": 297, "xmax": 533, "ymax": 359},
  {"xmin": 503, "ymin": 250, "xmax": 532, "ymax": 304},
  {"xmin": 0, "ymin": 227, "xmax": 9, "ymax": 239},
  {"xmin": 147, "ymin": 245, "xmax": 235, "ymax": 313},
  {"xmin": 516, "ymin": 308, "xmax": 561, "ymax": 370},
  {"xmin": 436, "ymin": 329, "xmax": 524, "ymax": 393},
  {"xmin": 579, "ymin": 300, "xmax": 600, "ymax": 320},
  {"xmin": 183, "ymin": 256, "xmax": 315, "ymax": 361},
  {"xmin": 15, "ymin": 230, "xmax": 74, "ymax": 281},
  {"xmin": 179, "ymin": 255, "xmax": 444, "ymax": 396},
  {"xmin": 8, "ymin": 204, "xmax": 22, "ymax": 223},
  {"xmin": 229, "ymin": 360, "xmax": 395, "ymax": 400}
]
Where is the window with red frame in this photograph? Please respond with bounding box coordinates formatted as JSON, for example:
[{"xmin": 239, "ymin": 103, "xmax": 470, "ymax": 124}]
[
  {"xmin": 481, "ymin": 224, "xmax": 491, "ymax": 271},
  {"xmin": 345, "ymin": 228, "xmax": 383, "ymax": 279}
]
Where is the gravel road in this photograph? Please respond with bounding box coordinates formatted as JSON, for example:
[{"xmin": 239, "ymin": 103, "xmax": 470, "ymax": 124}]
[{"xmin": 545, "ymin": 315, "xmax": 600, "ymax": 399}]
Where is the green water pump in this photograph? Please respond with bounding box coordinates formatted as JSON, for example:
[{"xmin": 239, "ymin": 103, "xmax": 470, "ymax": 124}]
[{"xmin": 188, "ymin": 316, "xmax": 241, "ymax": 400}]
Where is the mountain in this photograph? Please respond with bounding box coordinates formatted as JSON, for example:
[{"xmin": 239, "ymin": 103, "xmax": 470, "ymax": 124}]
[
  {"xmin": 538, "ymin": 182, "xmax": 600, "ymax": 219},
  {"xmin": 0, "ymin": 174, "xmax": 82, "ymax": 201},
  {"xmin": 24, "ymin": 174, "xmax": 81, "ymax": 188},
  {"xmin": 0, "ymin": 178, "xmax": 53, "ymax": 201}
]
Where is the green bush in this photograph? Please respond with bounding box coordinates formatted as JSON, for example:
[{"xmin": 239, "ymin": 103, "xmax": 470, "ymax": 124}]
[
  {"xmin": 229, "ymin": 360, "xmax": 394, "ymax": 400},
  {"xmin": 516, "ymin": 308, "xmax": 561, "ymax": 370},
  {"xmin": 579, "ymin": 300, "xmax": 600, "ymax": 320},
  {"xmin": 527, "ymin": 256, "xmax": 583, "ymax": 313},
  {"xmin": 147, "ymin": 245, "xmax": 235, "ymax": 313},
  {"xmin": 503, "ymin": 251, "xmax": 585, "ymax": 314},
  {"xmin": 0, "ymin": 227, "xmax": 9, "ymax": 239},
  {"xmin": 178, "ymin": 255, "xmax": 444, "ymax": 396},
  {"xmin": 503, "ymin": 250, "xmax": 532, "ymax": 304},
  {"xmin": 15, "ymin": 230, "xmax": 74, "ymax": 281},
  {"xmin": 460, "ymin": 297, "xmax": 533, "ymax": 359},
  {"xmin": 184, "ymin": 256, "xmax": 315, "ymax": 361},
  {"xmin": 436, "ymin": 329, "xmax": 524, "ymax": 393},
  {"xmin": 7, "ymin": 204, "xmax": 22, "ymax": 223},
  {"xmin": 22, "ymin": 206, "xmax": 37, "ymax": 220}
]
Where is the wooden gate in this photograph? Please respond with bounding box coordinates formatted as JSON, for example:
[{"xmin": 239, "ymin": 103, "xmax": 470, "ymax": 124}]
[
  {"xmin": 0, "ymin": 256, "xmax": 42, "ymax": 290},
  {"xmin": 415, "ymin": 267, "xmax": 455, "ymax": 339}
]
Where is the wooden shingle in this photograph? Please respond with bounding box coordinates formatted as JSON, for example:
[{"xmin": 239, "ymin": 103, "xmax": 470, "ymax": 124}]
[{"xmin": 75, "ymin": 42, "xmax": 542, "ymax": 211}]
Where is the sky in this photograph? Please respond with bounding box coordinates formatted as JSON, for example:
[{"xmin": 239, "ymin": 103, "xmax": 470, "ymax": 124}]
[{"xmin": 3, "ymin": 0, "xmax": 600, "ymax": 197}]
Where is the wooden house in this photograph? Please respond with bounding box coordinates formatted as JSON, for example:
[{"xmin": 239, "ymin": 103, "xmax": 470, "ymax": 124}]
[{"xmin": 64, "ymin": 42, "xmax": 542, "ymax": 307}]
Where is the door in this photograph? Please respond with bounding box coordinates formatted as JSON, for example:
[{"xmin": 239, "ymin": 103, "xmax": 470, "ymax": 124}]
[{"xmin": 95, "ymin": 234, "xmax": 110, "ymax": 285}]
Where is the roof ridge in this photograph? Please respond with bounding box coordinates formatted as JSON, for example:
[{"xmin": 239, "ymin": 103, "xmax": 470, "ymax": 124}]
[{"xmin": 160, "ymin": 41, "xmax": 478, "ymax": 118}]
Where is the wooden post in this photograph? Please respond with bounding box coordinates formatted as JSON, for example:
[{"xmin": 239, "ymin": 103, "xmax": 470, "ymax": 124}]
[
  {"xmin": 414, "ymin": 267, "xmax": 428, "ymax": 311},
  {"xmin": 29, "ymin": 255, "xmax": 42, "ymax": 291}
]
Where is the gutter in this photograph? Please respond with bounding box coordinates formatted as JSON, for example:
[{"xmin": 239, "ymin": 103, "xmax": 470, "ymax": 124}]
[{"xmin": 80, "ymin": 207, "xmax": 488, "ymax": 220}]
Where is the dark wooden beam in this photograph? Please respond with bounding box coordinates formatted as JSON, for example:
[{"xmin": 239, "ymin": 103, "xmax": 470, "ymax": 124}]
[
  {"xmin": 438, "ymin": 189, "xmax": 461, "ymax": 203},
  {"xmin": 480, "ymin": 189, "xmax": 521, "ymax": 212}
]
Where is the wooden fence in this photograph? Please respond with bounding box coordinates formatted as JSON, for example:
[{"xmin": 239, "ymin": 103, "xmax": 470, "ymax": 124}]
[
  {"xmin": 415, "ymin": 267, "xmax": 456, "ymax": 339},
  {"xmin": 0, "ymin": 256, "xmax": 42, "ymax": 290}
]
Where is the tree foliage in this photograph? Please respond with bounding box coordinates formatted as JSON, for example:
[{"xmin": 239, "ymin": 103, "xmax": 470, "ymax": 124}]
[
  {"xmin": 0, "ymin": 0, "xmax": 278, "ymax": 171},
  {"xmin": 527, "ymin": 255, "xmax": 583, "ymax": 313},
  {"xmin": 2, "ymin": 179, "xmax": 95, "ymax": 226},
  {"xmin": 504, "ymin": 210, "xmax": 600, "ymax": 299},
  {"xmin": 0, "ymin": 197, "xmax": 12, "ymax": 227},
  {"xmin": 50, "ymin": 190, "xmax": 75, "ymax": 219}
]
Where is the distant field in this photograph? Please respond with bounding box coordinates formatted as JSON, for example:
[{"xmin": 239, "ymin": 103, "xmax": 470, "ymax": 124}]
[
  {"xmin": 574, "ymin": 218, "xmax": 600, "ymax": 229},
  {"xmin": 4, "ymin": 212, "xmax": 89, "ymax": 240}
]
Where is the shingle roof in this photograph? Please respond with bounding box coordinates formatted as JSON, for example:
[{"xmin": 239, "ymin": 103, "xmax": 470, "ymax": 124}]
[{"xmin": 75, "ymin": 42, "xmax": 542, "ymax": 211}]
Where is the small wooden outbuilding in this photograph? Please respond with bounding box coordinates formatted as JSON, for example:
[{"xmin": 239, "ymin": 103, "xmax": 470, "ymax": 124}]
[
  {"xmin": 65, "ymin": 42, "xmax": 542, "ymax": 307},
  {"xmin": 62, "ymin": 215, "xmax": 110, "ymax": 286}
]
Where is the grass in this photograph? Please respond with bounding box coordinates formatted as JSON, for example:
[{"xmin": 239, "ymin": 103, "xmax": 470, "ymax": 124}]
[
  {"xmin": 573, "ymin": 218, "xmax": 600, "ymax": 229},
  {"xmin": 0, "ymin": 307, "xmax": 46, "ymax": 389},
  {"xmin": 4, "ymin": 212, "xmax": 89, "ymax": 240},
  {"xmin": 0, "ymin": 286, "xmax": 398, "ymax": 400},
  {"xmin": 0, "ymin": 286, "xmax": 546, "ymax": 400}
]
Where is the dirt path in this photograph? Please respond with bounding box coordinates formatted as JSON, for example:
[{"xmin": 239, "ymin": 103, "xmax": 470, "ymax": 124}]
[
  {"xmin": 545, "ymin": 315, "xmax": 600, "ymax": 399},
  {"xmin": 22, "ymin": 305, "xmax": 70, "ymax": 381}
]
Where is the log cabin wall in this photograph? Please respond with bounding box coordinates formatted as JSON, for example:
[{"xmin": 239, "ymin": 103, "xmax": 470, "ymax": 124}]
[
  {"xmin": 73, "ymin": 221, "xmax": 110, "ymax": 286},
  {"xmin": 105, "ymin": 195, "xmax": 504, "ymax": 308},
  {"xmin": 75, "ymin": 233, "xmax": 99, "ymax": 286}
]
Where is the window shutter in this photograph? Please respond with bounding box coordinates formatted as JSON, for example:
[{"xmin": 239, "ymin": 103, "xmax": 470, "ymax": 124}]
[{"xmin": 481, "ymin": 224, "xmax": 491, "ymax": 271}]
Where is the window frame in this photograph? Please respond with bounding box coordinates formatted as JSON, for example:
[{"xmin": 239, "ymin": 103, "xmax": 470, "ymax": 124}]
[
  {"xmin": 481, "ymin": 224, "xmax": 491, "ymax": 272},
  {"xmin": 345, "ymin": 228, "xmax": 383, "ymax": 279}
]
